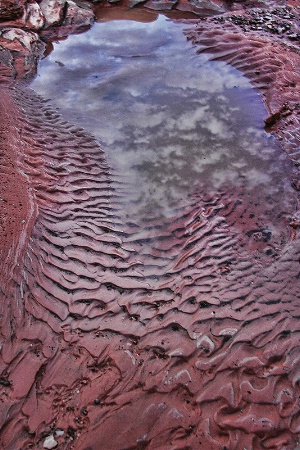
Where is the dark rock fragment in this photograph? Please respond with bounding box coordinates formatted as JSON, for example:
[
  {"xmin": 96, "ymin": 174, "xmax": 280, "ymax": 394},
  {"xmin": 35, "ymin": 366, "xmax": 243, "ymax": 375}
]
[{"xmin": 0, "ymin": 0, "xmax": 26, "ymax": 21}]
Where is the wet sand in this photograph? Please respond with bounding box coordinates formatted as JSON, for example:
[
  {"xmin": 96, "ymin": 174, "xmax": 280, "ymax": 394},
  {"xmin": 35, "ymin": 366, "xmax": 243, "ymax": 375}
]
[{"xmin": 0, "ymin": 1, "xmax": 300, "ymax": 449}]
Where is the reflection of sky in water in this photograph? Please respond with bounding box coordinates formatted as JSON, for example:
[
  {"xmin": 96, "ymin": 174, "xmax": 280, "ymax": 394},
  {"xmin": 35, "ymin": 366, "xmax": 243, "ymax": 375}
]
[{"xmin": 31, "ymin": 16, "xmax": 293, "ymax": 216}]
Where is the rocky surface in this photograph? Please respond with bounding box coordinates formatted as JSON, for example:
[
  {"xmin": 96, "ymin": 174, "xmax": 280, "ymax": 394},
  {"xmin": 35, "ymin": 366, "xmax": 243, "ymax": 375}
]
[
  {"xmin": 0, "ymin": 0, "xmax": 26, "ymax": 21},
  {"xmin": 0, "ymin": 0, "xmax": 300, "ymax": 449},
  {"xmin": 0, "ymin": 0, "xmax": 94, "ymax": 81},
  {"xmin": 0, "ymin": 27, "xmax": 44, "ymax": 80}
]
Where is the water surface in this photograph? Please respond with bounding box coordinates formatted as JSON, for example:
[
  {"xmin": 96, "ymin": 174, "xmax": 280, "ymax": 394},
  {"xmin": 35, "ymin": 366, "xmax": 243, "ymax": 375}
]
[
  {"xmin": 6, "ymin": 13, "xmax": 299, "ymax": 450},
  {"xmin": 31, "ymin": 15, "xmax": 295, "ymax": 220}
]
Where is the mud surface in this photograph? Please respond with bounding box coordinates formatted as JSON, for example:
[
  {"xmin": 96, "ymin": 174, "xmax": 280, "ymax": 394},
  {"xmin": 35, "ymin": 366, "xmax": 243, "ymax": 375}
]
[{"xmin": 0, "ymin": 1, "xmax": 300, "ymax": 449}]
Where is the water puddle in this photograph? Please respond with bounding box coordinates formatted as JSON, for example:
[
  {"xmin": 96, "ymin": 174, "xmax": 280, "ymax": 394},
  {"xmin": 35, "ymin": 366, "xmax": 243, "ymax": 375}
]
[
  {"xmin": 31, "ymin": 15, "xmax": 295, "ymax": 228},
  {"xmin": 6, "ymin": 14, "xmax": 299, "ymax": 449}
]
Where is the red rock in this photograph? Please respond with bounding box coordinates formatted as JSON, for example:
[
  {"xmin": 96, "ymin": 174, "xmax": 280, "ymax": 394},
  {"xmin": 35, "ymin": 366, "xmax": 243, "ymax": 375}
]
[
  {"xmin": 63, "ymin": 0, "xmax": 94, "ymax": 29},
  {"xmin": 39, "ymin": 0, "xmax": 66, "ymax": 27},
  {"xmin": 11, "ymin": 0, "xmax": 45, "ymax": 30},
  {"xmin": 0, "ymin": 0, "xmax": 26, "ymax": 21},
  {"xmin": 39, "ymin": 0, "xmax": 94, "ymax": 39},
  {"xmin": 0, "ymin": 28, "xmax": 44, "ymax": 80}
]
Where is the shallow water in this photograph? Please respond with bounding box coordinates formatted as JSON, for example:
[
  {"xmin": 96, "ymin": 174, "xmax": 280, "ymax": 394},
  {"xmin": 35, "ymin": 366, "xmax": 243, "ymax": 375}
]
[
  {"xmin": 1, "ymin": 13, "xmax": 299, "ymax": 450},
  {"xmin": 31, "ymin": 15, "xmax": 295, "ymax": 220}
]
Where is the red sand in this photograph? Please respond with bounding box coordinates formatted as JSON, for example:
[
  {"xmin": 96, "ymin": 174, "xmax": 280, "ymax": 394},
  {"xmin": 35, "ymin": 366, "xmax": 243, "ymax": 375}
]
[
  {"xmin": 0, "ymin": 87, "xmax": 37, "ymax": 294},
  {"xmin": 0, "ymin": 1, "xmax": 300, "ymax": 449}
]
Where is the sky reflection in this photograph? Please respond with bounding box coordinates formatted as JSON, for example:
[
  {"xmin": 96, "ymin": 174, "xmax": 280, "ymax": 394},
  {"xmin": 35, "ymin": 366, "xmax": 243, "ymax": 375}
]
[{"xmin": 31, "ymin": 16, "xmax": 294, "ymax": 217}]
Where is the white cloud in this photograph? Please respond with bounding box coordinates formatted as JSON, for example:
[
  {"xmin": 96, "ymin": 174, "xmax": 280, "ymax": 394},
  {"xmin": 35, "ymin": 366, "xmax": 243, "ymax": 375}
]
[{"xmin": 31, "ymin": 16, "xmax": 294, "ymax": 217}]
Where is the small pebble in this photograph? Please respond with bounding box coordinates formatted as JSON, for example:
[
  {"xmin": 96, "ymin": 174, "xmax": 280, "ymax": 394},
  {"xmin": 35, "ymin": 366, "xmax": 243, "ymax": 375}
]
[
  {"xmin": 43, "ymin": 434, "xmax": 58, "ymax": 449},
  {"xmin": 55, "ymin": 429, "xmax": 64, "ymax": 437}
]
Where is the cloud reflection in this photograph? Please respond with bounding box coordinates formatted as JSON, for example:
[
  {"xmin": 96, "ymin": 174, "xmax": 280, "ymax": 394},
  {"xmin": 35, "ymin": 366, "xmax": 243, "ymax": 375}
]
[{"xmin": 32, "ymin": 16, "xmax": 293, "ymax": 217}]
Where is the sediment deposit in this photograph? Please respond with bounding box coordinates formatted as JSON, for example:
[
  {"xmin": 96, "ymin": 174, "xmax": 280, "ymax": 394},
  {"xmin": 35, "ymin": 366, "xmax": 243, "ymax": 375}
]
[{"xmin": 0, "ymin": 0, "xmax": 299, "ymax": 449}]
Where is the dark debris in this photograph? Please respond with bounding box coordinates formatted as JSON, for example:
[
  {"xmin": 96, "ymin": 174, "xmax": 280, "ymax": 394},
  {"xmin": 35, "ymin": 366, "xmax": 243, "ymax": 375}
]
[{"xmin": 222, "ymin": 7, "xmax": 300, "ymax": 41}]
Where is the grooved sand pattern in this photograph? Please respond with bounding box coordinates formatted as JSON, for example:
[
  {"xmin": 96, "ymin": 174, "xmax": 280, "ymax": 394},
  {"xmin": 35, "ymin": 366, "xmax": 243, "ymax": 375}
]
[{"xmin": 0, "ymin": 10, "xmax": 300, "ymax": 449}]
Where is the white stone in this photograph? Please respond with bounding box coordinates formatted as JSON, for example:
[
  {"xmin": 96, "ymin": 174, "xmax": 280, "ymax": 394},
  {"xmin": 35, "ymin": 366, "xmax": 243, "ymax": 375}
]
[
  {"xmin": 40, "ymin": 0, "xmax": 66, "ymax": 27},
  {"xmin": 1, "ymin": 28, "xmax": 39, "ymax": 51},
  {"xmin": 55, "ymin": 429, "xmax": 64, "ymax": 437},
  {"xmin": 23, "ymin": 2, "xmax": 45, "ymax": 30},
  {"xmin": 43, "ymin": 435, "xmax": 58, "ymax": 449}
]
